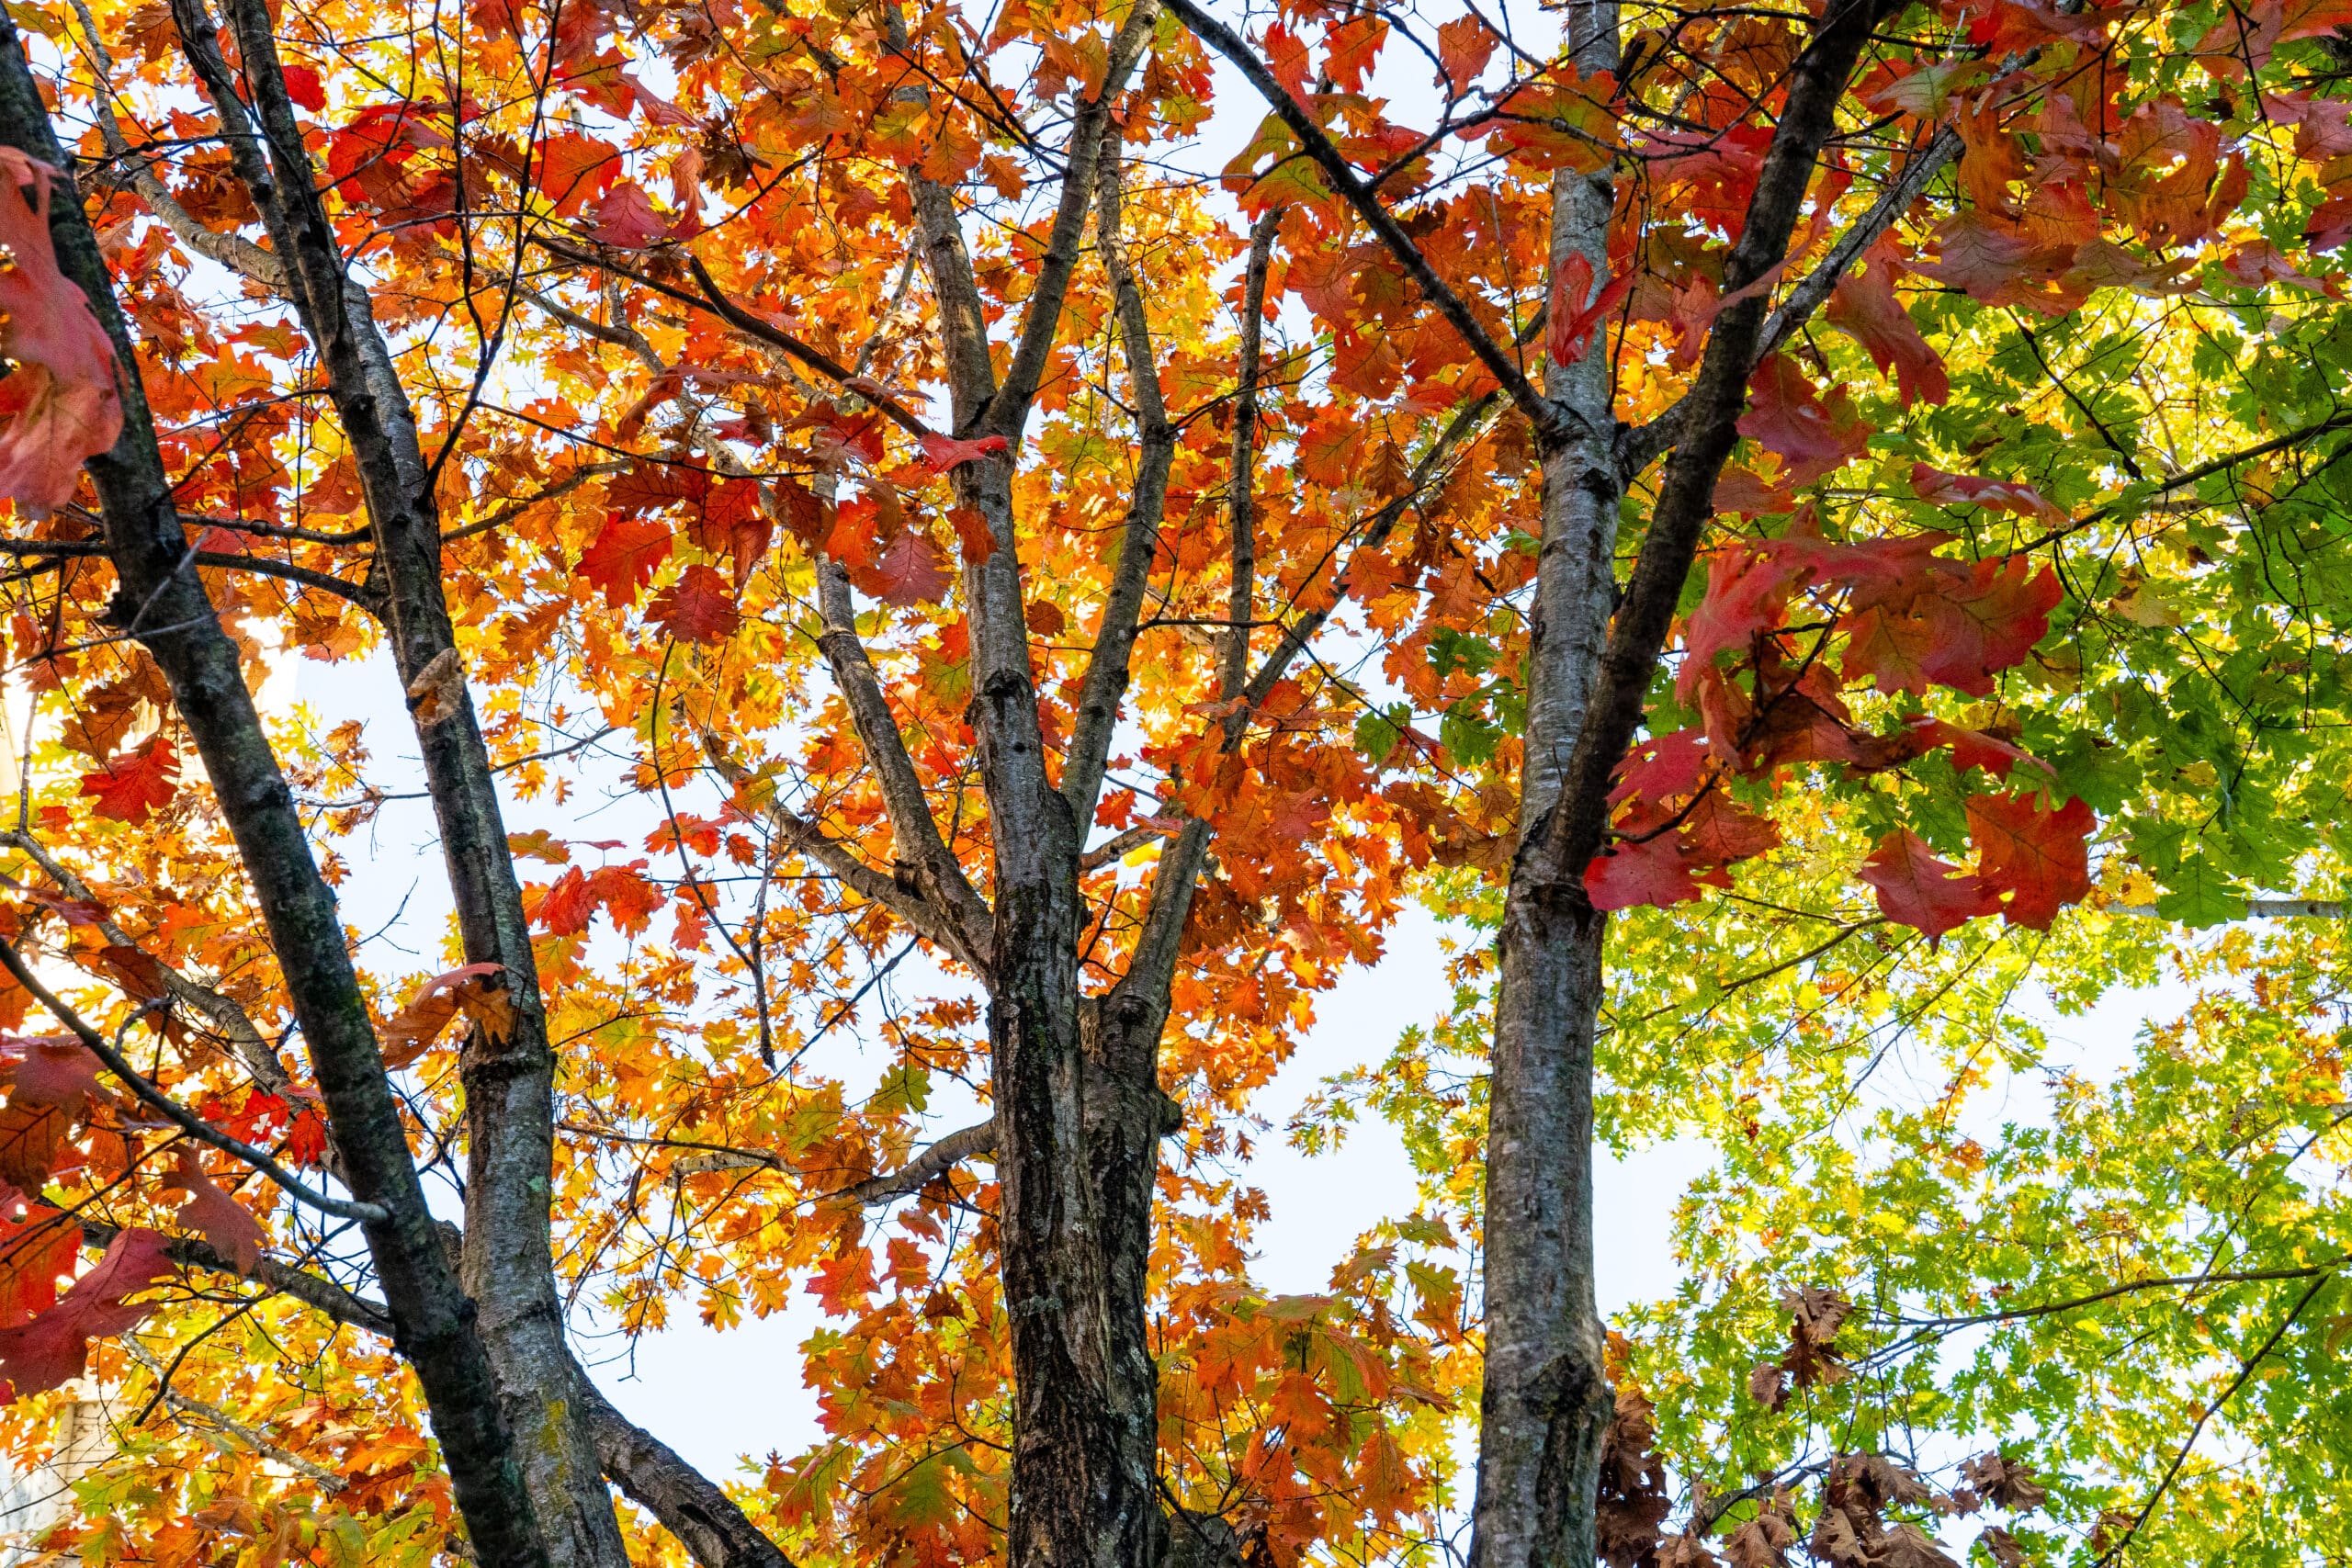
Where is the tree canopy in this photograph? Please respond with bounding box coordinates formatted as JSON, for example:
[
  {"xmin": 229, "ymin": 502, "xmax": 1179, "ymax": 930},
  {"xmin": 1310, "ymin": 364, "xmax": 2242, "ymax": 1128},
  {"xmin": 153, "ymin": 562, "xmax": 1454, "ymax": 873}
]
[{"xmin": 0, "ymin": 0, "xmax": 2343, "ymax": 1562}]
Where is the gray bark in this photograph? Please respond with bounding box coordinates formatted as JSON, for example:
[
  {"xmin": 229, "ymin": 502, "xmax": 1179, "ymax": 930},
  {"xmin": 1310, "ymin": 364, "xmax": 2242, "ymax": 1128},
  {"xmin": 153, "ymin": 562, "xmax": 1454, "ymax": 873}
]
[
  {"xmin": 165, "ymin": 4, "xmax": 623, "ymax": 1556},
  {"xmin": 0, "ymin": 26, "xmax": 549, "ymax": 1564}
]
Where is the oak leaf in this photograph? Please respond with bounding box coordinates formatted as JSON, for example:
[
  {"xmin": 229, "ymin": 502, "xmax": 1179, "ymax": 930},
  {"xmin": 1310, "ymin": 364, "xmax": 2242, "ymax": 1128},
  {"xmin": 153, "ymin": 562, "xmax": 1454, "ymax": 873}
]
[
  {"xmin": 1966, "ymin": 792, "xmax": 2093, "ymax": 930},
  {"xmin": 874, "ymin": 530, "xmax": 954, "ymax": 607},
  {"xmin": 590, "ymin": 181, "xmax": 670, "ymax": 247},
  {"xmin": 0, "ymin": 1188, "xmax": 78, "ymax": 1328},
  {"xmin": 1860, "ymin": 830, "xmax": 2003, "ymax": 940},
  {"xmin": 575, "ymin": 514, "xmax": 674, "ymax": 608},
  {"xmin": 650, "ymin": 563, "xmax": 742, "ymax": 642},
  {"xmin": 1826, "ymin": 243, "xmax": 1949, "ymax": 406},
  {"xmin": 1435, "ymin": 15, "xmax": 1498, "ymax": 89},
  {"xmin": 0, "ymin": 150, "xmax": 124, "ymax": 515},
  {"xmin": 78, "ymin": 736, "xmax": 178, "ymax": 825},
  {"xmin": 917, "ymin": 433, "xmax": 1011, "ymax": 473},
  {"xmin": 0, "ymin": 1226, "xmax": 172, "ymax": 1401},
  {"xmin": 1738, "ymin": 356, "xmax": 1871, "ymax": 487},
  {"xmin": 1960, "ymin": 1453, "xmax": 2047, "ymax": 1512},
  {"xmin": 162, "ymin": 1149, "xmax": 266, "ymax": 1273}
]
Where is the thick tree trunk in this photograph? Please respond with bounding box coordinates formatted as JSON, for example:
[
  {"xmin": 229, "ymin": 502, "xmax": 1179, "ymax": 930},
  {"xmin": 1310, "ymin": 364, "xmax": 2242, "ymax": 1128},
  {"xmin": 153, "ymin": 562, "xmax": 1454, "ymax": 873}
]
[
  {"xmin": 0, "ymin": 28, "xmax": 550, "ymax": 1566},
  {"xmin": 1475, "ymin": 3, "xmax": 1894, "ymax": 1563}
]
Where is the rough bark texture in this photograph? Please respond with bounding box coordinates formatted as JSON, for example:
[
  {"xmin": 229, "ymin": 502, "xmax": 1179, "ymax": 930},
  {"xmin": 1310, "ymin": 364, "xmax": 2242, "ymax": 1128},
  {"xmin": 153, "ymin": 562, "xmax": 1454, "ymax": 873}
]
[
  {"xmin": 883, "ymin": 6, "xmax": 1180, "ymax": 1563},
  {"xmin": 1468, "ymin": 7, "xmax": 1625, "ymax": 1563},
  {"xmin": 1477, "ymin": 5, "xmax": 1894, "ymax": 1567},
  {"xmin": 170, "ymin": 5, "xmax": 627, "ymax": 1557},
  {"xmin": 0, "ymin": 26, "xmax": 549, "ymax": 1567},
  {"xmin": 579, "ymin": 1374, "xmax": 796, "ymax": 1568}
]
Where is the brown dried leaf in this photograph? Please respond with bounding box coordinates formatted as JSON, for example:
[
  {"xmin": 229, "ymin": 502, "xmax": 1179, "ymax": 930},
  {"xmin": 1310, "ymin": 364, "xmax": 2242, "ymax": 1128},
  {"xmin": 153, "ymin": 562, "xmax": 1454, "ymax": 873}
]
[
  {"xmin": 1960, "ymin": 1453, "xmax": 2047, "ymax": 1512},
  {"xmin": 404, "ymin": 647, "xmax": 467, "ymax": 727},
  {"xmin": 1977, "ymin": 1526, "xmax": 2024, "ymax": 1568}
]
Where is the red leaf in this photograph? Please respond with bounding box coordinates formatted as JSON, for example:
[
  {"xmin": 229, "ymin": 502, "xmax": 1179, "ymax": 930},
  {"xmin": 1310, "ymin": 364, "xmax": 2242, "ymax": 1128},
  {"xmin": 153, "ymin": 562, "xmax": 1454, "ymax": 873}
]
[
  {"xmin": 163, "ymin": 1149, "xmax": 265, "ymax": 1273},
  {"xmin": 1966, "ymin": 792, "xmax": 2094, "ymax": 930},
  {"xmin": 874, "ymin": 531, "xmax": 953, "ymax": 606},
  {"xmin": 531, "ymin": 862, "xmax": 661, "ymax": 937},
  {"xmin": 1678, "ymin": 547, "xmax": 1802, "ymax": 697},
  {"xmin": 0, "ymin": 150, "xmax": 124, "ymax": 515},
  {"xmin": 585, "ymin": 863, "xmax": 663, "ymax": 936},
  {"xmin": 650, "ymin": 562, "xmax": 742, "ymax": 642},
  {"xmin": 1903, "ymin": 716, "xmax": 2043, "ymax": 781},
  {"xmin": 1826, "ymin": 243, "xmax": 1949, "ymax": 408},
  {"xmin": 0, "ymin": 1189, "xmax": 76, "ymax": 1328},
  {"xmin": 1584, "ymin": 834, "xmax": 1727, "ymax": 911},
  {"xmin": 1840, "ymin": 553, "xmax": 2063, "ymax": 697},
  {"xmin": 917, "ymin": 432, "xmax": 1011, "ymax": 473},
  {"xmin": 589, "ymin": 181, "xmax": 669, "ymax": 247},
  {"xmin": 1909, "ymin": 463, "xmax": 2064, "ymax": 525},
  {"xmin": 1609, "ymin": 728, "xmax": 1713, "ymax": 807},
  {"xmin": 1547, "ymin": 254, "xmax": 1634, "ymax": 370},
  {"xmin": 575, "ymin": 514, "xmax": 673, "ymax": 608},
  {"xmin": 78, "ymin": 736, "xmax": 178, "ymax": 825},
  {"xmin": 280, "ymin": 64, "xmax": 328, "ymax": 112},
  {"xmin": 0, "ymin": 1226, "xmax": 172, "ymax": 1402},
  {"xmin": 1860, "ymin": 829, "xmax": 2002, "ymax": 939},
  {"xmin": 1681, "ymin": 794, "xmax": 1781, "ymax": 864},
  {"xmin": 8, "ymin": 1038, "xmax": 101, "ymax": 1110},
  {"xmin": 1737, "ymin": 357, "xmax": 1872, "ymax": 486}
]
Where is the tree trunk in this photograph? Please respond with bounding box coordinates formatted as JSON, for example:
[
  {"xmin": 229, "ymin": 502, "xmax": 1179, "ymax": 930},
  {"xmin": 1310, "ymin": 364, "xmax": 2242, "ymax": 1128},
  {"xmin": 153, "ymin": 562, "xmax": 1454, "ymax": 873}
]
[
  {"xmin": 1473, "ymin": 2, "xmax": 1896, "ymax": 1562},
  {"xmin": 181, "ymin": 5, "xmax": 629, "ymax": 1554},
  {"xmin": 0, "ymin": 27, "xmax": 550, "ymax": 1565},
  {"xmin": 1471, "ymin": 10, "xmax": 1624, "ymax": 1549}
]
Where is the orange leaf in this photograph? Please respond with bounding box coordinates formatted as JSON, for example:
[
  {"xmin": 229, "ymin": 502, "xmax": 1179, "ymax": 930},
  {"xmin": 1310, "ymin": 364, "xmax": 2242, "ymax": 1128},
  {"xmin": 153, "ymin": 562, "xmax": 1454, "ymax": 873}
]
[
  {"xmin": 575, "ymin": 514, "xmax": 673, "ymax": 608},
  {"xmin": 78, "ymin": 737, "xmax": 178, "ymax": 825}
]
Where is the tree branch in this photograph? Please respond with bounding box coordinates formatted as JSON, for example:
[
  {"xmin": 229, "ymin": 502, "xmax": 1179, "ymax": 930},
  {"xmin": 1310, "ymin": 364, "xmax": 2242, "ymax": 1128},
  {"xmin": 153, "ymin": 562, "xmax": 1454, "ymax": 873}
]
[
  {"xmin": 844, "ymin": 1118, "xmax": 998, "ymax": 1205},
  {"xmin": 122, "ymin": 1337, "xmax": 350, "ymax": 1492},
  {"xmin": 1536, "ymin": 0, "xmax": 1894, "ymax": 886},
  {"xmin": 1161, "ymin": 0, "xmax": 1566, "ymax": 446},
  {"xmin": 697, "ymin": 729, "xmax": 991, "ymax": 976},
  {"xmin": 0, "ymin": 934, "xmax": 386, "ymax": 1223},
  {"xmin": 1616, "ymin": 125, "xmax": 1962, "ymax": 480},
  {"xmin": 0, "ymin": 536, "xmax": 384, "ymax": 609},
  {"xmin": 989, "ymin": 1, "xmax": 1160, "ymax": 437},
  {"xmin": 63, "ymin": 0, "xmax": 285, "ymax": 288},
  {"xmin": 1059, "ymin": 145, "xmax": 1182, "ymax": 829}
]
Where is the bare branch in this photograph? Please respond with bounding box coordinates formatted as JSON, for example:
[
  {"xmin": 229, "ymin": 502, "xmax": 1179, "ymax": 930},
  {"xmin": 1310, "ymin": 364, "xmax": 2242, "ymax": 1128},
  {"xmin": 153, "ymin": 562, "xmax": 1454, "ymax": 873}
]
[
  {"xmin": 845, "ymin": 1118, "xmax": 998, "ymax": 1205},
  {"xmin": 0, "ymin": 934, "xmax": 388, "ymax": 1224},
  {"xmin": 698, "ymin": 728, "xmax": 991, "ymax": 976},
  {"xmin": 990, "ymin": 1, "xmax": 1161, "ymax": 436},
  {"xmin": 123, "ymin": 1337, "xmax": 349, "ymax": 1492}
]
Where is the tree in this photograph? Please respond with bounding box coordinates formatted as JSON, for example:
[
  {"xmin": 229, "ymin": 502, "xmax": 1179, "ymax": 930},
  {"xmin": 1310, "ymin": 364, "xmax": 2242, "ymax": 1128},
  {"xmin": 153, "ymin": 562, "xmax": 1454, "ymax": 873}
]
[{"xmin": 0, "ymin": 0, "xmax": 2348, "ymax": 1562}]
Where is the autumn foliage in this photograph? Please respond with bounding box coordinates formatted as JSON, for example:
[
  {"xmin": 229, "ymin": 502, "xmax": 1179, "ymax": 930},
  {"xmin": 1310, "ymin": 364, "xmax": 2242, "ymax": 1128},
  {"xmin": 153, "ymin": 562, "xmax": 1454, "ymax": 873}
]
[{"xmin": 0, "ymin": 0, "xmax": 2338, "ymax": 1560}]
